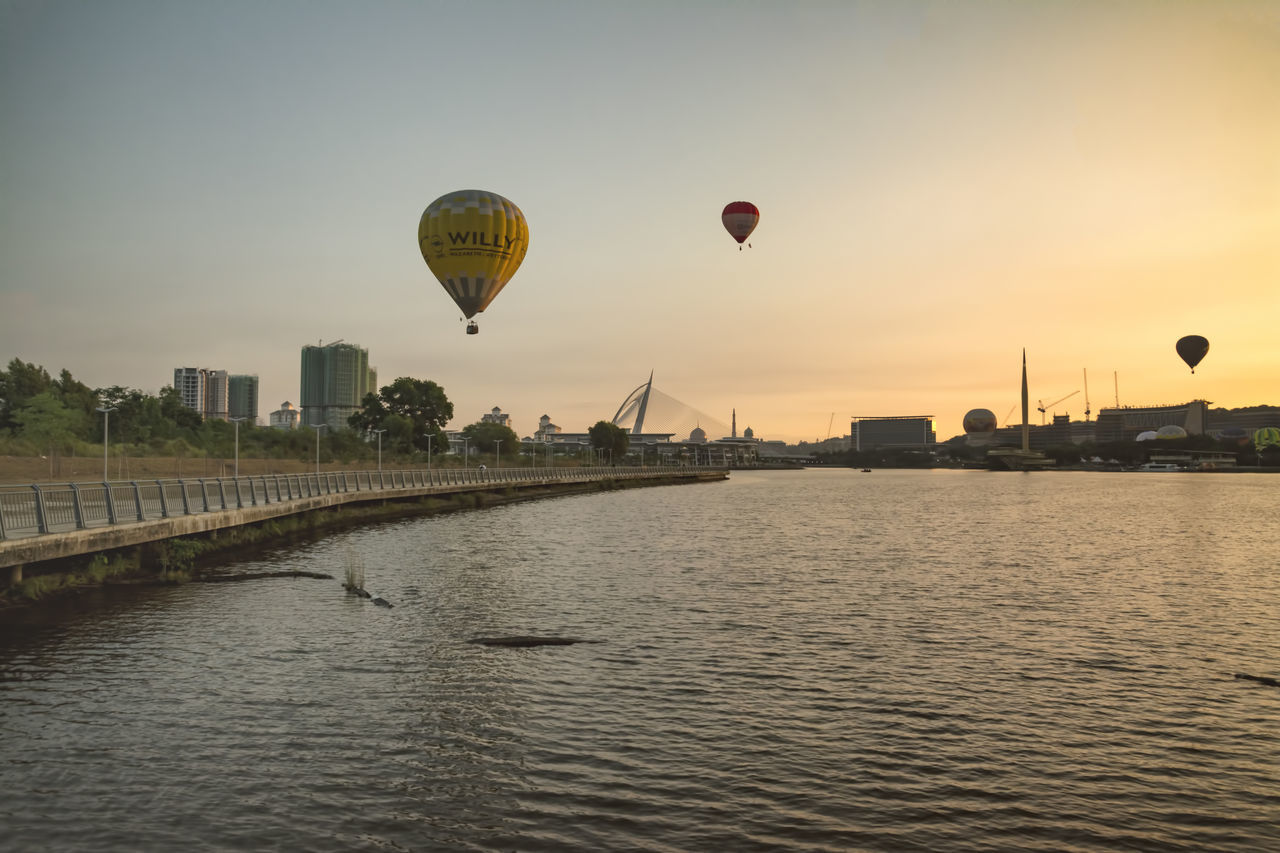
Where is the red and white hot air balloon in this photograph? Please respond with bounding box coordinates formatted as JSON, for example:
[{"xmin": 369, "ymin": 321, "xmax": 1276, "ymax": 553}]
[{"xmin": 721, "ymin": 201, "xmax": 759, "ymax": 250}]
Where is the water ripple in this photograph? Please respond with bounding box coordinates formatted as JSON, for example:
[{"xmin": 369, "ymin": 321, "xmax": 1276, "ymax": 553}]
[{"xmin": 2, "ymin": 470, "xmax": 1279, "ymax": 851}]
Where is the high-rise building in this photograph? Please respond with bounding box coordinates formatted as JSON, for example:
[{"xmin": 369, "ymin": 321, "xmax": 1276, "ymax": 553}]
[
  {"xmin": 299, "ymin": 341, "xmax": 377, "ymax": 430},
  {"xmin": 228, "ymin": 375, "xmax": 259, "ymax": 422},
  {"xmin": 173, "ymin": 367, "xmax": 230, "ymax": 421},
  {"xmin": 174, "ymin": 367, "xmax": 205, "ymax": 413}
]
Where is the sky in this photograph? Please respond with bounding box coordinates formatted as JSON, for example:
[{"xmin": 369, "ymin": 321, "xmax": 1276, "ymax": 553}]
[{"xmin": 2, "ymin": 0, "xmax": 1276, "ymax": 444}]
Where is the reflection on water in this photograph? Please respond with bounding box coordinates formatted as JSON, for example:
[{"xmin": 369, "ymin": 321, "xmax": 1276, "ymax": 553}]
[{"xmin": 2, "ymin": 470, "xmax": 1278, "ymax": 852}]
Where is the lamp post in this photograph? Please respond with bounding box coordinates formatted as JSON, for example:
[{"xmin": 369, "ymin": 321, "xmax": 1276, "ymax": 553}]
[
  {"xmin": 312, "ymin": 423, "xmax": 327, "ymax": 474},
  {"xmin": 424, "ymin": 433, "xmax": 433, "ymax": 471},
  {"xmin": 494, "ymin": 438, "xmax": 502, "ymax": 469},
  {"xmin": 230, "ymin": 417, "xmax": 247, "ymax": 478},
  {"xmin": 463, "ymin": 436, "xmax": 470, "ymax": 467},
  {"xmin": 372, "ymin": 428, "xmax": 386, "ymax": 472},
  {"xmin": 95, "ymin": 406, "xmax": 117, "ymax": 482}
]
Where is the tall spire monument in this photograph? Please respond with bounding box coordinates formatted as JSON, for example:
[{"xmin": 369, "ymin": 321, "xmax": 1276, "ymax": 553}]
[{"xmin": 987, "ymin": 349, "xmax": 1054, "ymax": 470}]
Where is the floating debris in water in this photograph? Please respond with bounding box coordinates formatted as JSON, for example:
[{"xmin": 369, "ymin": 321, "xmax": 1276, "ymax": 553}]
[
  {"xmin": 202, "ymin": 571, "xmax": 333, "ymax": 583},
  {"xmin": 468, "ymin": 636, "xmax": 597, "ymax": 648},
  {"xmin": 1234, "ymin": 672, "xmax": 1279, "ymax": 688}
]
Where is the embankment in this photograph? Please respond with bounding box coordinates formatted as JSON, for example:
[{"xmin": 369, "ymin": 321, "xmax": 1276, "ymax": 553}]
[{"xmin": 1, "ymin": 470, "xmax": 724, "ymax": 610}]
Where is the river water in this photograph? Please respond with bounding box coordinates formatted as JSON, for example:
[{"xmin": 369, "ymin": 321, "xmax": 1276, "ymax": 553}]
[{"xmin": 1, "ymin": 468, "xmax": 1277, "ymax": 852}]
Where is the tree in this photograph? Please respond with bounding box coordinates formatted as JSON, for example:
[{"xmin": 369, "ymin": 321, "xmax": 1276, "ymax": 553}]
[
  {"xmin": 588, "ymin": 420, "xmax": 629, "ymax": 464},
  {"xmin": 12, "ymin": 391, "xmax": 83, "ymax": 474},
  {"xmin": 348, "ymin": 377, "xmax": 452, "ymax": 453},
  {"xmin": 95, "ymin": 386, "xmax": 159, "ymax": 444},
  {"xmin": 0, "ymin": 358, "xmax": 54, "ymax": 433},
  {"xmin": 158, "ymin": 385, "xmax": 203, "ymax": 432},
  {"xmin": 460, "ymin": 421, "xmax": 519, "ymax": 456},
  {"xmin": 54, "ymin": 368, "xmax": 98, "ymax": 427}
]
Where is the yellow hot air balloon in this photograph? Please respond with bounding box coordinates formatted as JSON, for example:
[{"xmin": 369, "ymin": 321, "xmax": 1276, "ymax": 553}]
[{"xmin": 418, "ymin": 189, "xmax": 529, "ymax": 334}]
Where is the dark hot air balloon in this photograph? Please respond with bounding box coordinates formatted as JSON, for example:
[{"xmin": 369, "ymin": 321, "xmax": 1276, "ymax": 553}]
[
  {"xmin": 722, "ymin": 201, "xmax": 759, "ymax": 250},
  {"xmin": 1175, "ymin": 335, "xmax": 1209, "ymax": 373}
]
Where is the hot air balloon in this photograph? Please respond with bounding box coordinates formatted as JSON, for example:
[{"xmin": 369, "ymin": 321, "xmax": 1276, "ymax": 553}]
[
  {"xmin": 962, "ymin": 408, "xmax": 997, "ymax": 445},
  {"xmin": 722, "ymin": 201, "xmax": 759, "ymax": 250},
  {"xmin": 1175, "ymin": 335, "xmax": 1209, "ymax": 373},
  {"xmin": 1254, "ymin": 426, "xmax": 1280, "ymax": 451},
  {"xmin": 963, "ymin": 408, "xmax": 997, "ymax": 433},
  {"xmin": 418, "ymin": 189, "xmax": 529, "ymax": 334}
]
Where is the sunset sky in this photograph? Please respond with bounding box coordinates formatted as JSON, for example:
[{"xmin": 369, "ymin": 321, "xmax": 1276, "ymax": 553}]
[{"xmin": 2, "ymin": 1, "xmax": 1276, "ymax": 443}]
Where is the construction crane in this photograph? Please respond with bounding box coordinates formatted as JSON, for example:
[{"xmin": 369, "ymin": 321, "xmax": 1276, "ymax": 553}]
[
  {"xmin": 826, "ymin": 412, "xmax": 834, "ymax": 440},
  {"xmin": 1037, "ymin": 391, "xmax": 1079, "ymax": 424},
  {"xmin": 1083, "ymin": 368, "xmax": 1091, "ymax": 422},
  {"xmin": 1003, "ymin": 404, "xmax": 1018, "ymax": 427}
]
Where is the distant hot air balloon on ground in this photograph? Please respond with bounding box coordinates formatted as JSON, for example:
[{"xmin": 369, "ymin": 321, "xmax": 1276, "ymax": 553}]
[
  {"xmin": 963, "ymin": 408, "xmax": 997, "ymax": 445},
  {"xmin": 1220, "ymin": 427, "xmax": 1249, "ymax": 446},
  {"xmin": 1176, "ymin": 335, "xmax": 1209, "ymax": 373},
  {"xmin": 418, "ymin": 189, "xmax": 529, "ymax": 334},
  {"xmin": 722, "ymin": 201, "xmax": 759, "ymax": 250},
  {"xmin": 1254, "ymin": 427, "xmax": 1280, "ymax": 451}
]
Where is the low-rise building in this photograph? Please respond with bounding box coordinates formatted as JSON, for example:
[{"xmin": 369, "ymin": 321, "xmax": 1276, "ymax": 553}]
[{"xmin": 270, "ymin": 401, "xmax": 300, "ymax": 430}]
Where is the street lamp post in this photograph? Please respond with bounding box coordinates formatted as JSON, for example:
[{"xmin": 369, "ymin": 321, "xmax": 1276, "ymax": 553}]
[
  {"xmin": 494, "ymin": 438, "xmax": 502, "ymax": 468},
  {"xmin": 424, "ymin": 433, "xmax": 433, "ymax": 471},
  {"xmin": 372, "ymin": 429, "xmax": 386, "ymax": 472},
  {"xmin": 230, "ymin": 417, "xmax": 247, "ymax": 478},
  {"xmin": 312, "ymin": 423, "xmax": 327, "ymax": 474},
  {"xmin": 463, "ymin": 437, "xmax": 470, "ymax": 467},
  {"xmin": 95, "ymin": 406, "xmax": 117, "ymax": 482}
]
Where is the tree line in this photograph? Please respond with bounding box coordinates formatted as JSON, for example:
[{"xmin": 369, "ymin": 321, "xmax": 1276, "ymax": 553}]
[{"xmin": 0, "ymin": 357, "xmax": 631, "ymax": 469}]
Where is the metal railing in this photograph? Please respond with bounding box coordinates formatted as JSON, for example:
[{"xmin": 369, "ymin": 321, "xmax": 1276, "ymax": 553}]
[{"xmin": 0, "ymin": 465, "xmax": 712, "ymax": 541}]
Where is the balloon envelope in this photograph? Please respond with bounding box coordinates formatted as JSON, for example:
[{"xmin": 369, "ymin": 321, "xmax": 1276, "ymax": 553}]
[
  {"xmin": 418, "ymin": 190, "xmax": 529, "ymax": 319},
  {"xmin": 722, "ymin": 201, "xmax": 759, "ymax": 244},
  {"xmin": 1254, "ymin": 427, "xmax": 1280, "ymax": 450},
  {"xmin": 1175, "ymin": 335, "xmax": 1209, "ymax": 372},
  {"xmin": 962, "ymin": 408, "xmax": 997, "ymax": 434}
]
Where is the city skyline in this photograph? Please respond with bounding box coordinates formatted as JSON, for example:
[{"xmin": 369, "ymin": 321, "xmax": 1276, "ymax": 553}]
[{"xmin": 3, "ymin": 1, "xmax": 1276, "ymax": 443}]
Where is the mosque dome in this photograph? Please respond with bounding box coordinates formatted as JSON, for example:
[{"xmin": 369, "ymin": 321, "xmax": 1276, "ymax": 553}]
[
  {"xmin": 744, "ymin": 426, "xmax": 754, "ymax": 439},
  {"xmin": 689, "ymin": 426, "xmax": 706, "ymax": 442}
]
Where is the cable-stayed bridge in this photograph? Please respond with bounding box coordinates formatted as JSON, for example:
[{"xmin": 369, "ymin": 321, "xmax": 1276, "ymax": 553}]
[{"xmin": 611, "ymin": 373, "xmax": 733, "ymax": 441}]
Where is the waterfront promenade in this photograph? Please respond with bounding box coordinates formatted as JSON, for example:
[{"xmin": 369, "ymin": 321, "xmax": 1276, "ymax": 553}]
[{"xmin": 0, "ymin": 465, "xmax": 728, "ymax": 582}]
